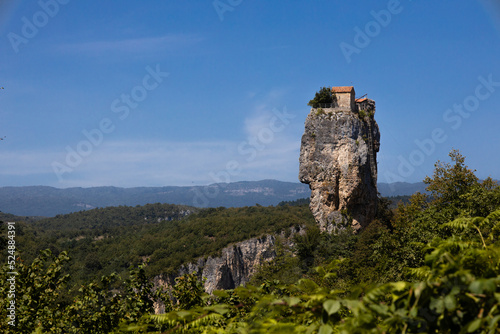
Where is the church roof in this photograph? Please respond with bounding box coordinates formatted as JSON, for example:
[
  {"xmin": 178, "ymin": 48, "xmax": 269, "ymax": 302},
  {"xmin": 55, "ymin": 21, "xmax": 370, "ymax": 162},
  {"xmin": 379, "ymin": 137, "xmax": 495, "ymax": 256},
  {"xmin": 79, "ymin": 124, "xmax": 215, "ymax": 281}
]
[{"xmin": 331, "ymin": 86, "xmax": 354, "ymax": 93}]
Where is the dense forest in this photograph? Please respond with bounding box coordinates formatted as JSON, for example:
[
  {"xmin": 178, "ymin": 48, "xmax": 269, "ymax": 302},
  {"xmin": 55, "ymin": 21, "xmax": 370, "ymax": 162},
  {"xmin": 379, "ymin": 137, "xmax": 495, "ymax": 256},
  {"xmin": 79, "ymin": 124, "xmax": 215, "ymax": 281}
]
[
  {"xmin": 3, "ymin": 202, "xmax": 315, "ymax": 299},
  {"xmin": 1, "ymin": 150, "xmax": 500, "ymax": 333}
]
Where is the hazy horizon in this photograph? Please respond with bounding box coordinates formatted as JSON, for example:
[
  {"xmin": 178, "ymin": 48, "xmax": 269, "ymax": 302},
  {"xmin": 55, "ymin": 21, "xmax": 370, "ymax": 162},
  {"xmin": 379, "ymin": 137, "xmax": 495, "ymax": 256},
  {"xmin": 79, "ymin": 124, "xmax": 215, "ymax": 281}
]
[{"xmin": 0, "ymin": 179, "xmax": 431, "ymax": 191}]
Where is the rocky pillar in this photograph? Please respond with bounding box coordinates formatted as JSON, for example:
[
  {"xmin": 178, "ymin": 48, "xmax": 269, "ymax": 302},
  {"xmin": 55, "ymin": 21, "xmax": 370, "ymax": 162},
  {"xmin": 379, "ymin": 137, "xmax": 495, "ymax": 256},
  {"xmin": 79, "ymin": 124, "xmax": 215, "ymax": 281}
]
[{"xmin": 299, "ymin": 107, "xmax": 380, "ymax": 232}]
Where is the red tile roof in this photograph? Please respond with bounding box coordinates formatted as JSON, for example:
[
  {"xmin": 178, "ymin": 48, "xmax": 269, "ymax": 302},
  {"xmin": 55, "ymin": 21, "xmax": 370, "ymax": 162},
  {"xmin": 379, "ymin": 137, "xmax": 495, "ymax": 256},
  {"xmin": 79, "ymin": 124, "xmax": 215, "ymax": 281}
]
[
  {"xmin": 356, "ymin": 98, "xmax": 368, "ymax": 102},
  {"xmin": 331, "ymin": 86, "xmax": 354, "ymax": 93}
]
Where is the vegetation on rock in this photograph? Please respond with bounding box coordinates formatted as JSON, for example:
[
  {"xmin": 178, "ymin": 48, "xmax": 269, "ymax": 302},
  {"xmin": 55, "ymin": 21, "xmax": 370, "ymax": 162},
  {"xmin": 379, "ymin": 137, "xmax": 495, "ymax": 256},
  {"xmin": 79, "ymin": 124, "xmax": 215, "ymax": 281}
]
[{"xmin": 308, "ymin": 87, "xmax": 336, "ymax": 108}]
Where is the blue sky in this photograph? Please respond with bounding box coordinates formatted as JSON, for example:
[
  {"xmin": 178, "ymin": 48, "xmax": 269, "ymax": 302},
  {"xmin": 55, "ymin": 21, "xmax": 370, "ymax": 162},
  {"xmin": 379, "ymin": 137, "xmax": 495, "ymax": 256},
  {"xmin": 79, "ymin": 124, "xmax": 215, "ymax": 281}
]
[{"xmin": 0, "ymin": 0, "xmax": 499, "ymax": 188}]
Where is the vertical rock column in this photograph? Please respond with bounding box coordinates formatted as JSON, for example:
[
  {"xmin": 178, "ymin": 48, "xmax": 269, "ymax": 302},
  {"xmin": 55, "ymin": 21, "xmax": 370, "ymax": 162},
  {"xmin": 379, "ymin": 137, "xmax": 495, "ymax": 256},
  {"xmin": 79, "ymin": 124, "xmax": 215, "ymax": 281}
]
[{"xmin": 299, "ymin": 108, "xmax": 380, "ymax": 232}]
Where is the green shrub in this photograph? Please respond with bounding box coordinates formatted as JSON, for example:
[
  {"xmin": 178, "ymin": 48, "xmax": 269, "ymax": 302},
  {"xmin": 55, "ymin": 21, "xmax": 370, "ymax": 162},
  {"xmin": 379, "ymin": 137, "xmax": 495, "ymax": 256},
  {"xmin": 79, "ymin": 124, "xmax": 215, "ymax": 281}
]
[
  {"xmin": 308, "ymin": 87, "xmax": 335, "ymax": 108},
  {"xmin": 315, "ymin": 108, "xmax": 325, "ymax": 116}
]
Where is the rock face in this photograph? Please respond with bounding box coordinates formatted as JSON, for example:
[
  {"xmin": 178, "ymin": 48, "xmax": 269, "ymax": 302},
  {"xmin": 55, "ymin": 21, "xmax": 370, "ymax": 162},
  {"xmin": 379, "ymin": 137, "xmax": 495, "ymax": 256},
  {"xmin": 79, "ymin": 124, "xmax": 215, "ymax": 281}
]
[
  {"xmin": 180, "ymin": 235, "xmax": 277, "ymax": 293},
  {"xmin": 153, "ymin": 227, "xmax": 303, "ymax": 313},
  {"xmin": 299, "ymin": 89, "xmax": 380, "ymax": 232}
]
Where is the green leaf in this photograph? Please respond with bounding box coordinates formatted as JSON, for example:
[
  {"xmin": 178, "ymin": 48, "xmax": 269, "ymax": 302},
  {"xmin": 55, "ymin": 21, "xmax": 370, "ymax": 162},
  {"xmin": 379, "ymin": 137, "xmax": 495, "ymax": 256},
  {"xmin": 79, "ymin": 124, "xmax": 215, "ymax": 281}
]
[
  {"xmin": 430, "ymin": 297, "xmax": 445, "ymax": 314},
  {"xmin": 488, "ymin": 315, "xmax": 500, "ymax": 329},
  {"xmin": 287, "ymin": 296, "xmax": 301, "ymax": 307},
  {"xmin": 391, "ymin": 281, "xmax": 408, "ymax": 291},
  {"xmin": 323, "ymin": 300, "xmax": 341, "ymax": 315},
  {"xmin": 444, "ymin": 294, "xmax": 457, "ymax": 311},
  {"xmin": 467, "ymin": 318, "xmax": 482, "ymax": 332},
  {"xmin": 368, "ymin": 304, "xmax": 389, "ymax": 316},
  {"xmin": 470, "ymin": 278, "xmax": 496, "ymax": 294},
  {"xmin": 318, "ymin": 324, "xmax": 333, "ymax": 334},
  {"xmin": 297, "ymin": 278, "xmax": 319, "ymax": 292},
  {"xmin": 315, "ymin": 266, "xmax": 326, "ymax": 277},
  {"xmin": 176, "ymin": 310, "xmax": 192, "ymax": 318},
  {"xmin": 204, "ymin": 304, "xmax": 229, "ymax": 315}
]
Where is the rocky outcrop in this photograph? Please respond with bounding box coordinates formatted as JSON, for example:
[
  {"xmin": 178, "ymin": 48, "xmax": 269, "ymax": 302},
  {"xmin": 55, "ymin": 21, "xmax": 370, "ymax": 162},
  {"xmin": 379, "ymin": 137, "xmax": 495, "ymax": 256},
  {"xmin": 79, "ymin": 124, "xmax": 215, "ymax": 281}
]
[
  {"xmin": 153, "ymin": 227, "xmax": 303, "ymax": 312},
  {"xmin": 180, "ymin": 235, "xmax": 277, "ymax": 292},
  {"xmin": 299, "ymin": 93, "xmax": 380, "ymax": 232}
]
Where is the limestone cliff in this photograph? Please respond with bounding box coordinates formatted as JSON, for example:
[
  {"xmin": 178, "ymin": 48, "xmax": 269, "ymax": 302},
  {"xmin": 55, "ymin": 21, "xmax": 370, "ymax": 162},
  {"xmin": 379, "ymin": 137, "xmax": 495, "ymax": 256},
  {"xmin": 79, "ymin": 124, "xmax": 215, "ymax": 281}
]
[
  {"xmin": 153, "ymin": 227, "xmax": 303, "ymax": 313},
  {"xmin": 299, "ymin": 89, "xmax": 380, "ymax": 232}
]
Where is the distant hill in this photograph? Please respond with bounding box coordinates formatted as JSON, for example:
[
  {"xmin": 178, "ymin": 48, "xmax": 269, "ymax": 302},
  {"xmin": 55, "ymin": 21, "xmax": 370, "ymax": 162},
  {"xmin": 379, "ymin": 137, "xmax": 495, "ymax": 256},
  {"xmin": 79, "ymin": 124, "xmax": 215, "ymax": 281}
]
[
  {"xmin": 0, "ymin": 212, "xmax": 42, "ymax": 223},
  {"xmin": 377, "ymin": 182, "xmax": 427, "ymax": 197},
  {"xmin": 0, "ymin": 180, "xmax": 310, "ymax": 217},
  {"xmin": 0, "ymin": 180, "xmax": 429, "ymax": 217}
]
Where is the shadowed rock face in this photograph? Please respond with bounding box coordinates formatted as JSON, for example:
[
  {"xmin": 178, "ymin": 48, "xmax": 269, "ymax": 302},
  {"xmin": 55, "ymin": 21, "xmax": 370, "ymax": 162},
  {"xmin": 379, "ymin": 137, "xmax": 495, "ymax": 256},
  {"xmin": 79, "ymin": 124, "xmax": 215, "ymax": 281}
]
[
  {"xmin": 299, "ymin": 107, "xmax": 380, "ymax": 232},
  {"xmin": 153, "ymin": 235, "xmax": 276, "ymax": 294},
  {"xmin": 152, "ymin": 235, "xmax": 277, "ymax": 313},
  {"xmin": 152, "ymin": 227, "xmax": 305, "ymax": 313}
]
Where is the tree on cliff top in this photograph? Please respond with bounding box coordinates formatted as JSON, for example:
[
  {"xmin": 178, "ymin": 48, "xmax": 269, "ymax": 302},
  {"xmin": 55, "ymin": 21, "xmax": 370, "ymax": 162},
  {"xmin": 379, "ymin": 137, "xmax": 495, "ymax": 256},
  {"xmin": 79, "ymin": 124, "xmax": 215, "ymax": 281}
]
[{"xmin": 307, "ymin": 86, "xmax": 336, "ymax": 108}]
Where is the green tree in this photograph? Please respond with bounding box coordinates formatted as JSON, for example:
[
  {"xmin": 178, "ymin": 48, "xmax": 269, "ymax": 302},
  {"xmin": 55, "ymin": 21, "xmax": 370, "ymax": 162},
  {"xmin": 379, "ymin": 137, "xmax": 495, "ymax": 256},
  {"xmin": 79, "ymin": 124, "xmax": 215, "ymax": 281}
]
[
  {"xmin": 294, "ymin": 225, "xmax": 321, "ymax": 269},
  {"xmin": 0, "ymin": 221, "xmax": 7, "ymax": 251},
  {"xmin": 171, "ymin": 273, "xmax": 206, "ymax": 311},
  {"xmin": 308, "ymin": 86, "xmax": 335, "ymax": 108},
  {"xmin": 121, "ymin": 264, "xmax": 155, "ymax": 323},
  {"xmin": 0, "ymin": 250, "xmax": 70, "ymax": 333},
  {"xmin": 64, "ymin": 274, "xmax": 122, "ymax": 333},
  {"xmin": 340, "ymin": 209, "xmax": 500, "ymax": 333},
  {"xmin": 0, "ymin": 248, "xmax": 160, "ymax": 333},
  {"xmin": 424, "ymin": 149, "xmax": 479, "ymax": 216}
]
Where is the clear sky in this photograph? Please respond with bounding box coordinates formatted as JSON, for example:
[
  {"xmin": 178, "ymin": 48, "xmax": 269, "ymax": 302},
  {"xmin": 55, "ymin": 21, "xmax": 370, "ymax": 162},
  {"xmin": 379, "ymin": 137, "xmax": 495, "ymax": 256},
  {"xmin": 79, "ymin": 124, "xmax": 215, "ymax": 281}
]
[{"xmin": 0, "ymin": 0, "xmax": 499, "ymax": 188}]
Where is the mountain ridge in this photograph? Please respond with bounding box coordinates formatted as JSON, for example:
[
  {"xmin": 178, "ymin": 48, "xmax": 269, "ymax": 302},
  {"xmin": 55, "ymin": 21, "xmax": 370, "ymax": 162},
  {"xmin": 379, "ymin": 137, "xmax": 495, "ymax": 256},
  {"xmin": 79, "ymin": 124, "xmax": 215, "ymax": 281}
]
[{"xmin": 0, "ymin": 180, "xmax": 428, "ymax": 217}]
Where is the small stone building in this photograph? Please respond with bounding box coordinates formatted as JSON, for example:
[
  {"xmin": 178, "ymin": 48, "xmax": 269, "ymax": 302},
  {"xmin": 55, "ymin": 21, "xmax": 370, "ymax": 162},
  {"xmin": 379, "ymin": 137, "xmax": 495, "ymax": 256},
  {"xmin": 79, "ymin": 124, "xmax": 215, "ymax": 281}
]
[
  {"xmin": 332, "ymin": 86, "xmax": 355, "ymax": 110},
  {"xmin": 355, "ymin": 97, "xmax": 376, "ymax": 114}
]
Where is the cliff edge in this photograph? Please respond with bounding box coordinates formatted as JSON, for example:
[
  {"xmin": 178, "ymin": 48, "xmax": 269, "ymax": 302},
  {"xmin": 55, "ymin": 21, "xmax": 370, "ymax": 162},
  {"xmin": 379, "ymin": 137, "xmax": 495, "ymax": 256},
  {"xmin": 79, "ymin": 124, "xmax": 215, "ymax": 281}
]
[
  {"xmin": 299, "ymin": 87, "xmax": 380, "ymax": 232},
  {"xmin": 153, "ymin": 227, "xmax": 304, "ymax": 313}
]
